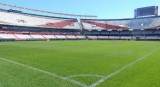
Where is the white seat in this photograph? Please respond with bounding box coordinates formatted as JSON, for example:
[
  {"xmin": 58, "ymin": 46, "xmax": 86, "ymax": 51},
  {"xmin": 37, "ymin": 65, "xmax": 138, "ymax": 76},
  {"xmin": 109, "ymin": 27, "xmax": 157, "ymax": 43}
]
[
  {"xmin": 30, "ymin": 35, "xmax": 44, "ymax": 39},
  {"xmin": 15, "ymin": 34, "xmax": 32, "ymax": 39},
  {"xmin": 0, "ymin": 34, "xmax": 16, "ymax": 39},
  {"xmin": 66, "ymin": 35, "xmax": 76, "ymax": 39},
  {"xmin": 43, "ymin": 35, "xmax": 56, "ymax": 39},
  {"xmin": 55, "ymin": 35, "xmax": 66, "ymax": 39},
  {"xmin": 76, "ymin": 36, "xmax": 86, "ymax": 39}
]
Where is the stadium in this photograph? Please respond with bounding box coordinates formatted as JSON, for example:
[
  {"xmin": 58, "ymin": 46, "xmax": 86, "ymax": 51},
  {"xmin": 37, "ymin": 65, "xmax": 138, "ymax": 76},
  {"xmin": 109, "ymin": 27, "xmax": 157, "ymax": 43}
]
[{"xmin": 0, "ymin": 1, "xmax": 160, "ymax": 87}]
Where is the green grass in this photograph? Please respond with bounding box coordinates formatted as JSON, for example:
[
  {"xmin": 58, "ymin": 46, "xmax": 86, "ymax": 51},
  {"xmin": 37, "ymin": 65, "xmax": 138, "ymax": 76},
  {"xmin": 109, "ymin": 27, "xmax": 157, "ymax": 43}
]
[{"xmin": 0, "ymin": 40, "xmax": 160, "ymax": 87}]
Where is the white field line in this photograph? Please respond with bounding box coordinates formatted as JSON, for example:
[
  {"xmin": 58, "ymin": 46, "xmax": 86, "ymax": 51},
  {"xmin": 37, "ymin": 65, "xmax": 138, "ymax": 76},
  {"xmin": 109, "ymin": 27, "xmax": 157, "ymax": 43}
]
[
  {"xmin": 90, "ymin": 47, "xmax": 160, "ymax": 87},
  {"xmin": 0, "ymin": 57, "xmax": 88, "ymax": 87},
  {"xmin": 66, "ymin": 74, "xmax": 105, "ymax": 79}
]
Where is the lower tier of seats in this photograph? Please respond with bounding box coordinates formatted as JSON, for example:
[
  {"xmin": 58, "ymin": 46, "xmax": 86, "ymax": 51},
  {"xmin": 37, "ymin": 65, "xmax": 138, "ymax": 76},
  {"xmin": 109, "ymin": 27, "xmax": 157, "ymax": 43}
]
[
  {"xmin": 0, "ymin": 34, "xmax": 86, "ymax": 41},
  {"xmin": 0, "ymin": 34, "xmax": 160, "ymax": 41}
]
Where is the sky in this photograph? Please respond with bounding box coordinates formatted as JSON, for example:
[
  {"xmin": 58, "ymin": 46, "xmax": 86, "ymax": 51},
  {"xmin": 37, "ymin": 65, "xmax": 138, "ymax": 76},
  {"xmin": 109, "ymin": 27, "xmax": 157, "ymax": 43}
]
[{"xmin": 0, "ymin": 0, "xmax": 159, "ymax": 19}]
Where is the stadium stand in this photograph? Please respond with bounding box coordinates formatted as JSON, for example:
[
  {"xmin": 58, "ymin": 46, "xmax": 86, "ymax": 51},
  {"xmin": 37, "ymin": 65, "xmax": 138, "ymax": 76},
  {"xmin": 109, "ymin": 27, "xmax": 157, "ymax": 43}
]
[
  {"xmin": 81, "ymin": 17, "xmax": 160, "ymax": 41},
  {"xmin": 75, "ymin": 35, "xmax": 86, "ymax": 39},
  {"xmin": 15, "ymin": 34, "xmax": 32, "ymax": 39},
  {"xmin": 55, "ymin": 35, "xmax": 66, "ymax": 39},
  {"xmin": 0, "ymin": 9, "xmax": 80, "ymax": 29},
  {"xmin": 66, "ymin": 35, "xmax": 77, "ymax": 39},
  {"xmin": 0, "ymin": 34, "xmax": 16, "ymax": 39},
  {"xmin": 81, "ymin": 17, "xmax": 160, "ymax": 30},
  {"xmin": 0, "ymin": 8, "xmax": 160, "ymax": 41},
  {"xmin": 43, "ymin": 35, "xmax": 57, "ymax": 39}
]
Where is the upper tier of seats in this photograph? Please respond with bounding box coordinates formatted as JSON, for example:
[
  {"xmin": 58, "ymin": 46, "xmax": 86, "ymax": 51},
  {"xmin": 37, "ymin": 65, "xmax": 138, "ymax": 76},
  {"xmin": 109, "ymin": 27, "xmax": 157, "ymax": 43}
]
[
  {"xmin": 1, "ymin": 9, "xmax": 160, "ymax": 31},
  {"xmin": 81, "ymin": 17, "xmax": 160, "ymax": 30},
  {"xmin": 0, "ymin": 9, "xmax": 80, "ymax": 29}
]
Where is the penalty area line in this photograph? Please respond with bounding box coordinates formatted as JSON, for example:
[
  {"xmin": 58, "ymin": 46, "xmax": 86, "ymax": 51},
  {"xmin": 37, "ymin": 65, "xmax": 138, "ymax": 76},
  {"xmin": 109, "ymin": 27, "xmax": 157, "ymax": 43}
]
[
  {"xmin": 0, "ymin": 57, "xmax": 88, "ymax": 87},
  {"xmin": 66, "ymin": 74, "xmax": 105, "ymax": 79},
  {"xmin": 90, "ymin": 47, "xmax": 160, "ymax": 87}
]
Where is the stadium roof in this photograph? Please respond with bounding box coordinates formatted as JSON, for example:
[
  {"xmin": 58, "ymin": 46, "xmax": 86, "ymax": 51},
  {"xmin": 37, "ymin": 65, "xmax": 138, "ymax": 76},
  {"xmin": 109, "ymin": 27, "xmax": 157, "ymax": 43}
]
[{"xmin": 0, "ymin": 3, "xmax": 97, "ymax": 18}]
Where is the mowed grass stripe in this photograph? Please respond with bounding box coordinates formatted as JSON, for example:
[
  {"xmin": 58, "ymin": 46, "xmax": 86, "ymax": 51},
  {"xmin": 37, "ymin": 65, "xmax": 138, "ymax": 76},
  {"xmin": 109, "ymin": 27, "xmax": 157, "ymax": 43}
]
[
  {"xmin": 0, "ymin": 57, "xmax": 88, "ymax": 87},
  {"xmin": 0, "ymin": 41, "xmax": 160, "ymax": 87},
  {"xmin": 96, "ymin": 45, "xmax": 160, "ymax": 87},
  {"xmin": 0, "ymin": 60, "xmax": 83, "ymax": 87},
  {"xmin": 90, "ymin": 47, "xmax": 160, "ymax": 87}
]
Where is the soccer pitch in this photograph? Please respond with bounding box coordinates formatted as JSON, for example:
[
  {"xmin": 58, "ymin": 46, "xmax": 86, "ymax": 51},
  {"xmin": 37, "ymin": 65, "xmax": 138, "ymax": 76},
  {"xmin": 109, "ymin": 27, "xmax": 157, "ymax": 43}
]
[{"xmin": 0, "ymin": 41, "xmax": 160, "ymax": 87}]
